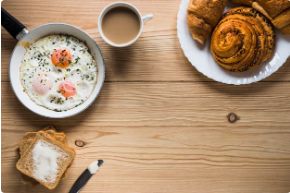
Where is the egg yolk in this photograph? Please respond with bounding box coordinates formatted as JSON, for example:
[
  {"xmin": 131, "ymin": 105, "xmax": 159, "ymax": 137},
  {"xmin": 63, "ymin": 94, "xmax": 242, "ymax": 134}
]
[
  {"xmin": 51, "ymin": 48, "xmax": 72, "ymax": 68},
  {"xmin": 58, "ymin": 79, "xmax": 76, "ymax": 98},
  {"xmin": 32, "ymin": 73, "xmax": 53, "ymax": 95}
]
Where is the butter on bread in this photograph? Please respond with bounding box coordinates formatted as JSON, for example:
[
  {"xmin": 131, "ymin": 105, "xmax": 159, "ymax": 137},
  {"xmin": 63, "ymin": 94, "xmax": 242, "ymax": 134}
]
[
  {"xmin": 19, "ymin": 128, "xmax": 68, "ymax": 185},
  {"xmin": 19, "ymin": 134, "xmax": 66, "ymax": 155},
  {"xmin": 16, "ymin": 131, "xmax": 76, "ymax": 190}
]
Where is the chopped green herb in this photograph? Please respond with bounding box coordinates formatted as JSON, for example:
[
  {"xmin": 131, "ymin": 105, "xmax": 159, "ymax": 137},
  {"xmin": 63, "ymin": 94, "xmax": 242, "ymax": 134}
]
[{"xmin": 75, "ymin": 57, "xmax": 80, "ymax": 63}]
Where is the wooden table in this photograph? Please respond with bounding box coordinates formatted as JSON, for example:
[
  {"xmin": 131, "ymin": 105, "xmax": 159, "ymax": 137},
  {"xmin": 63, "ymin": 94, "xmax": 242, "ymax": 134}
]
[{"xmin": 2, "ymin": 0, "xmax": 290, "ymax": 192}]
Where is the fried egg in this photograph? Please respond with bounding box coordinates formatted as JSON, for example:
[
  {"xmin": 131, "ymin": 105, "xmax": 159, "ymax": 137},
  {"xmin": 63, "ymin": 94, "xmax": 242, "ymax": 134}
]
[{"xmin": 20, "ymin": 35, "xmax": 98, "ymax": 112}]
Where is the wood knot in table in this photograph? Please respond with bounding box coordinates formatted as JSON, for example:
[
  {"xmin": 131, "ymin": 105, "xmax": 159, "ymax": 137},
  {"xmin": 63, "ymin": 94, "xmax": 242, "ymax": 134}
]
[
  {"xmin": 227, "ymin": 113, "xmax": 239, "ymax": 123},
  {"xmin": 75, "ymin": 140, "xmax": 86, "ymax": 147}
]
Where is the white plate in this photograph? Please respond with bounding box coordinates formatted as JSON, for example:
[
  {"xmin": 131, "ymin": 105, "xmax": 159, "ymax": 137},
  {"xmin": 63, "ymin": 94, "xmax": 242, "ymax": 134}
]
[{"xmin": 177, "ymin": 0, "xmax": 290, "ymax": 85}]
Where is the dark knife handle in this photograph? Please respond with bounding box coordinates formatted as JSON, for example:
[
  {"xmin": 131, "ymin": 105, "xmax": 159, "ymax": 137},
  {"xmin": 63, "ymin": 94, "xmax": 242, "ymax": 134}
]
[
  {"xmin": 1, "ymin": 7, "xmax": 26, "ymax": 39},
  {"xmin": 69, "ymin": 169, "xmax": 92, "ymax": 193},
  {"xmin": 69, "ymin": 160, "xmax": 103, "ymax": 193}
]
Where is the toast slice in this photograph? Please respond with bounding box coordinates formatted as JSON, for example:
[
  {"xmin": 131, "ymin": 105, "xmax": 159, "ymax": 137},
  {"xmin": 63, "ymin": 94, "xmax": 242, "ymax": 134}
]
[
  {"xmin": 21, "ymin": 173, "xmax": 40, "ymax": 187},
  {"xmin": 20, "ymin": 129, "xmax": 66, "ymax": 156},
  {"xmin": 19, "ymin": 134, "xmax": 68, "ymax": 184},
  {"xmin": 16, "ymin": 131, "xmax": 76, "ymax": 190},
  {"xmin": 18, "ymin": 126, "xmax": 67, "ymax": 185},
  {"xmin": 42, "ymin": 125, "xmax": 57, "ymax": 132},
  {"xmin": 19, "ymin": 139, "xmax": 34, "ymax": 156},
  {"xmin": 15, "ymin": 147, "xmax": 20, "ymax": 158},
  {"xmin": 23, "ymin": 131, "xmax": 66, "ymax": 143},
  {"xmin": 19, "ymin": 136, "xmax": 68, "ymax": 179},
  {"xmin": 22, "ymin": 126, "xmax": 56, "ymax": 139}
]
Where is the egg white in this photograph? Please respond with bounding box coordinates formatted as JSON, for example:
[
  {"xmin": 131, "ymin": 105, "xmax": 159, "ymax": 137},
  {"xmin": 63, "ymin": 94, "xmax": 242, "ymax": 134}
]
[{"xmin": 20, "ymin": 35, "xmax": 98, "ymax": 112}]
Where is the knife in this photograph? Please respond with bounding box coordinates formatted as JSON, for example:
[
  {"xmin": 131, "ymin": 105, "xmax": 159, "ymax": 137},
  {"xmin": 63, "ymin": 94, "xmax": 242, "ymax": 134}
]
[{"xmin": 69, "ymin": 159, "xmax": 104, "ymax": 193}]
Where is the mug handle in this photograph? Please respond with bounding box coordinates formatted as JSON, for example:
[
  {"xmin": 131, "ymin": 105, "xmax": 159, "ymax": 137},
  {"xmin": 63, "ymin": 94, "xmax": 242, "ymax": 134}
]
[{"xmin": 142, "ymin": 14, "xmax": 153, "ymax": 23}]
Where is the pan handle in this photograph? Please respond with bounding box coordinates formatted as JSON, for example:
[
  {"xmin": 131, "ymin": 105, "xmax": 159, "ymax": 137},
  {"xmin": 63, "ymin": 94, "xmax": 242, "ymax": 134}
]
[{"xmin": 1, "ymin": 7, "xmax": 28, "ymax": 40}]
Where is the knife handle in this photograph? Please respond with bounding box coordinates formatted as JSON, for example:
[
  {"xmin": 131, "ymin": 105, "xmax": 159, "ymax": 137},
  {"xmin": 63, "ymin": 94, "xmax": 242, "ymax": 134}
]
[{"xmin": 69, "ymin": 169, "xmax": 92, "ymax": 193}]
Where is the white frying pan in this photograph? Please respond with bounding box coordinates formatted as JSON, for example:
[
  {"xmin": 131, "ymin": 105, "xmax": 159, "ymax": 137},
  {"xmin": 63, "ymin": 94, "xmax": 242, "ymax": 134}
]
[{"xmin": 1, "ymin": 8, "xmax": 105, "ymax": 118}]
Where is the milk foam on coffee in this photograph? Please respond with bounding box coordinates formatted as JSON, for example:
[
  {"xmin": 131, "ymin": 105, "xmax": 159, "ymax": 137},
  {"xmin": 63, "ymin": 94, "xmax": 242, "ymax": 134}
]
[
  {"xmin": 32, "ymin": 141, "xmax": 63, "ymax": 183},
  {"xmin": 102, "ymin": 7, "xmax": 140, "ymax": 44}
]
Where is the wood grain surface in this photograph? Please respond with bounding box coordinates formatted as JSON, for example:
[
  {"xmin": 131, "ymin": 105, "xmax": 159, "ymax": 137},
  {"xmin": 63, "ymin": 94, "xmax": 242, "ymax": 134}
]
[{"xmin": 1, "ymin": 0, "xmax": 290, "ymax": 193}]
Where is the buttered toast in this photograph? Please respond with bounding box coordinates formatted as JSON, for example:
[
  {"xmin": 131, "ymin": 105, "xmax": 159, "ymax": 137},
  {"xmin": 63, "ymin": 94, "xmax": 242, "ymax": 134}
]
[
  {"xmin": 18, "ymin": 127, "xmax": 68, "ymax": 185},
  {"xmin": 16, "ymin": 131, "xmax": 76, "ymax": 190}
]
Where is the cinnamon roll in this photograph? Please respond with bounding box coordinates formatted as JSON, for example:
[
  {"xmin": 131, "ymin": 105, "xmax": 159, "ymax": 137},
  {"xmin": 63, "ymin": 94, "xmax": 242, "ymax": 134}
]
[{"xmin": 210, "ymin": 7, "xmax": 275, "ymax": 72}]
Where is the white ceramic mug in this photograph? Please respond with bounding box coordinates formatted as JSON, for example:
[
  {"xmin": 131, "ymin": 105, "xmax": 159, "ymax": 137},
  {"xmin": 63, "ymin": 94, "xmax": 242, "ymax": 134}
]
[{"xmin": 98, "ymin": 2, "xmax": 153, "ymax": 47}]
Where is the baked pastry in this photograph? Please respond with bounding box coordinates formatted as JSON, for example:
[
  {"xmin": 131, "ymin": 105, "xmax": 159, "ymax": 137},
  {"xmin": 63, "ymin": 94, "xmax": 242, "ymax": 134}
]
[
  {"xmin": 255, "ymin": 0, "xmax": 290, "ymax": 18},
  {"xmin": 229, "ymin": 0, "xmax": 290, "ymax": 35},
  {"xmin": 255, "ymin": 0, "xmax": 290, "ymax": 35},
  {"xmin": 280, "ymin": 24, "xmax": 290, "ymax": 35},
  {"xmin": 229, "ymin": 0, "xmax": 253, "ymax": 6},
  {"xmin": 187, "ymin": 0, "xmax": 227, "ymax": 44},
  {"xmin": 272, "ymin": 8, "xmax": 290, "ymax": 28},
  {"xmin": 211, "ymin": 7, "xmax": 275, "ymax": 72},
  {"xmin": 252, "ymin": 2, "xmax": 273, "ymax": 21}
]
